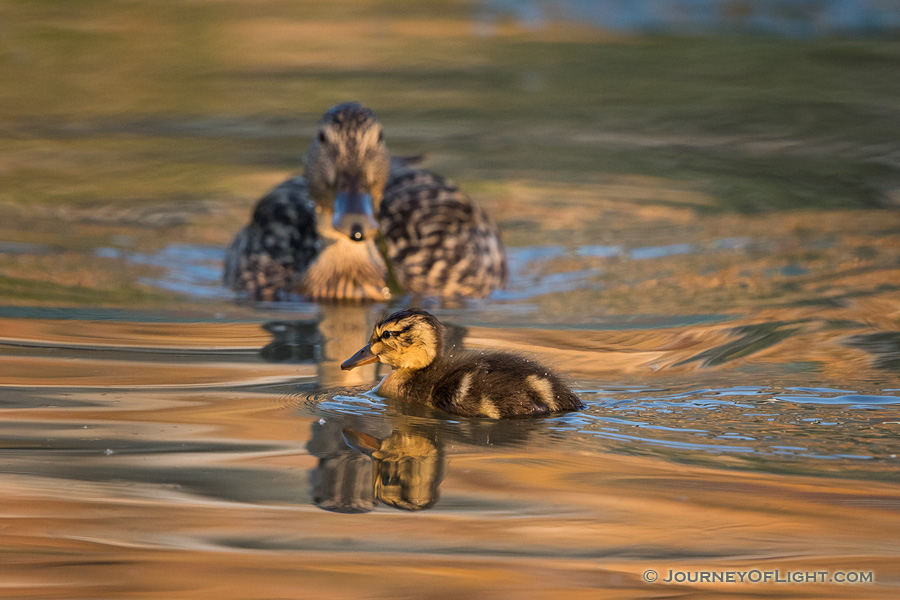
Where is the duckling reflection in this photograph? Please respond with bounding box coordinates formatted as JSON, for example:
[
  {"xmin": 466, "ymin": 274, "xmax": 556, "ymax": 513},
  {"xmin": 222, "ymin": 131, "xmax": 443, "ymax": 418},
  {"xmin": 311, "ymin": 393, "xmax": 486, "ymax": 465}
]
[
  {"xmin": 343, "ymin": 428, "xmax": 444, "ymax": 511},
  {"xmin": 308, "ymin": 421, "xmax": 441, "ymax": 512},
  {"xmin": 307, "ymin": 409, "xmax": 542, "ymax": 513},
  {"xmin": 342, "ymin": 308, "xmax": 583, "ymax": 418}
]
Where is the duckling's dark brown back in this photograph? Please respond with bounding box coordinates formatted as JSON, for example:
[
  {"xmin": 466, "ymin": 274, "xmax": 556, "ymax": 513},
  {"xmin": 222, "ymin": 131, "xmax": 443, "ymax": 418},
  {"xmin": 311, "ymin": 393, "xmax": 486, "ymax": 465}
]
[{"xmin": 424, "ymin": 352, "xmax": 582, "ymax": 419}]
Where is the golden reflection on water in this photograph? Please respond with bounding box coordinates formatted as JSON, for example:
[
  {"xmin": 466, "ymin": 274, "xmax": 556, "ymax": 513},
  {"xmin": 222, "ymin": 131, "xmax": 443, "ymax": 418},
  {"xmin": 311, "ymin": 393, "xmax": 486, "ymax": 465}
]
[{"xmin": 2, "ymin": 411, "xmax": 899, "ymax": 599}]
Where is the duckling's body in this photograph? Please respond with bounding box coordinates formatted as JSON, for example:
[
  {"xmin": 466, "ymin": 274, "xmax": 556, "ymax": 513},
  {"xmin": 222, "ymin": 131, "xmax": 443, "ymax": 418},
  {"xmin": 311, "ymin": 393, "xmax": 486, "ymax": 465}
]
[
  {"xmin": 342, "ymin": 309, "xmax": 583, "ymax": 418},
  {"xmin": 223, "ymin": 103, "xmax": 506, "ymax": 302},
  {"xmin": 390, "ymin": 351, "xmax": 582, "ymax": 419}
]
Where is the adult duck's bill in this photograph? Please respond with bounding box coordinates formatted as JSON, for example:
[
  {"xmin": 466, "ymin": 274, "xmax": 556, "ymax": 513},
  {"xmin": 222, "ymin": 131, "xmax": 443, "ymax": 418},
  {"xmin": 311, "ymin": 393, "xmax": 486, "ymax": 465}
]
[
  {"xmin": 341, "ymin": 343, "xmax": 378, "ymax": 370},
  {"xmin": 333, "ymin": 188, "xmax": 379, "ymax": 242}
]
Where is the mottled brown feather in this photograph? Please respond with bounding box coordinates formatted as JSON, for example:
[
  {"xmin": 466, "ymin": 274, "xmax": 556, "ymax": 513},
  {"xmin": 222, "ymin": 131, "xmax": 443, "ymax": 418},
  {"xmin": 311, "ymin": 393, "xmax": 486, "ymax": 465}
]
[
  {"xmin": 224, "ymin": 103, "xmax": 506, "ymax": 302},
  {"xmin": 380, "ymin": 167, "xmax": 507, "ymax": 300}
]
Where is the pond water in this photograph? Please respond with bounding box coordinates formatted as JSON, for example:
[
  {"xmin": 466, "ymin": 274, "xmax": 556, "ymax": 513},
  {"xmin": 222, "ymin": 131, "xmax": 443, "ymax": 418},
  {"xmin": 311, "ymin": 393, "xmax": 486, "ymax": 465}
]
[
  {"xmin": 482, "ymin": 0, "xmax": 900, "ymax": 37},
  {"xmin": 2, "ymin": 1, "xmax": 900, "ymax": 598}
]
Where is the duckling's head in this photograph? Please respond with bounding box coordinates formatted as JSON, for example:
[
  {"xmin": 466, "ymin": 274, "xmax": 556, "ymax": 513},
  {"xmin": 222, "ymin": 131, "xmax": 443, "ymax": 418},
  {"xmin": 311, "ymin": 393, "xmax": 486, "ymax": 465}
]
[
  {"xmin": 341, "ymin": 309, "xmax": 445, "ymax": 372},
  {"xmin": 304, "ymin": 102, "xmax": 391, "ymax": 243}
]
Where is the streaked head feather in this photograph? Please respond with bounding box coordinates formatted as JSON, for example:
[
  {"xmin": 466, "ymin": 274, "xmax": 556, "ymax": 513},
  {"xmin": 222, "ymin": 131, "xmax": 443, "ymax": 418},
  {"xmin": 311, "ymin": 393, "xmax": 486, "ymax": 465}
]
[{"xmin": 369, "ymin": 309, "xmax": 444, "ymax": 370}]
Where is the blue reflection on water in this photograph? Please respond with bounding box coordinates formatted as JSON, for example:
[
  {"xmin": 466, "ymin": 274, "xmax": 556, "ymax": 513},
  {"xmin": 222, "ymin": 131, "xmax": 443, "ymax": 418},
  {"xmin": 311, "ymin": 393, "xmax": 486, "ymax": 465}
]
[
  {"xmin": 630, "ymin": 243, "xmax": 695, "ymax": 260},
  {"xmin": 480, "ymin": 0, "xmax": 900, "ymax": 37},
  {"xmin": 116, "ymin": 235, "xmax": 763, "ymax": 305},
  {"xmin": 321, "ymin": 384, "xmax": 900, "ymax": 467},
  {"xmin": 318, "ymin": 394, "xmax": 387, "ymax": 417},
  {"xmin": 97, "ymin": 244, "xmax": 229, "ymax": 299},
  {"xmin": 775, "ymin": 393, "xmax": 900, "ymax": 405}
]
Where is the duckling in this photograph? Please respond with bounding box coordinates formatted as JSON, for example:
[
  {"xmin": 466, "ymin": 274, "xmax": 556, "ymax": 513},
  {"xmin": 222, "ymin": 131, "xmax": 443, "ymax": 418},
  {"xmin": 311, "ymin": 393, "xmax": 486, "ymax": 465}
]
[
  {"xmin": 223, "ymin": 102, "xmax": 507, "ymax": 302},
  {"xmin": 341, "ymin": 309, "xmax": 583, "ymax": 418}
]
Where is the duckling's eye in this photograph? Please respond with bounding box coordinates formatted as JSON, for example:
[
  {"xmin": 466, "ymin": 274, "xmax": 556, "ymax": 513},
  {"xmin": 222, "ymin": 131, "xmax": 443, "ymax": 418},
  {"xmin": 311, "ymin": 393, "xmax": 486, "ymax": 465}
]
[
  {"xmin": 318, "ymin": 130, "xmax": 327, "ymax": 144},
  {"xmin": 377, "ymin": 129, "xmax": 384, "ymax": 143},
  {"xmin": 381, "ymin": 330, "xmax": 392, "ymax": 339}
]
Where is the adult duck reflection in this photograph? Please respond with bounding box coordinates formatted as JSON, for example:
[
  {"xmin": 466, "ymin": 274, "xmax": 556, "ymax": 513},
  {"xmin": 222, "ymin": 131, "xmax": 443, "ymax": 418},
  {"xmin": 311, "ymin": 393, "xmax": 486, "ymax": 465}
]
[
  {"xmin": 306, "ymin": 417, "xmax": 377, "ymax": 513},
  {"xmin": 259, "ymin": 304, "xmax": 378, "ymax": 387},
  {"xmin": 315, "ymin": 305, "xmax": 379, "ymax": 386}
]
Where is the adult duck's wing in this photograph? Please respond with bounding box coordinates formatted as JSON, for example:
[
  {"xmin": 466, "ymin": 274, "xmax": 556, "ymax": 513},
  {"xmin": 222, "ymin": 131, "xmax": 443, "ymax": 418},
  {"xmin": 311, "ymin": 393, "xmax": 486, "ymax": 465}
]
[
  {"xmin": 379, "ymin": 167, "xmax": 507, "ymax": 300},
  {"xmin": 224, "ymin": 176, "xmax": 319, "ymax": 301}
]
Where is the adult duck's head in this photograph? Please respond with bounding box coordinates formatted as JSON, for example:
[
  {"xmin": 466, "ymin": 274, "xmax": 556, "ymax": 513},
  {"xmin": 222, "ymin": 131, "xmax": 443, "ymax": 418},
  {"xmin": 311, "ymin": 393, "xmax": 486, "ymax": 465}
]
[{"xmin": 304, "ymin": 102, "xmax": 390, "ymax": 243}]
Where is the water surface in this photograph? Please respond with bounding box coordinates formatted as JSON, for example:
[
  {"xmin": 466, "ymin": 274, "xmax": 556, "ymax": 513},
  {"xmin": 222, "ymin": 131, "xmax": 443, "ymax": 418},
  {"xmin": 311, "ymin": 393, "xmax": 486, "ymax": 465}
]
[{"xmin": 1, "ymin": 1, "xmax": 900, "ymax": 598}]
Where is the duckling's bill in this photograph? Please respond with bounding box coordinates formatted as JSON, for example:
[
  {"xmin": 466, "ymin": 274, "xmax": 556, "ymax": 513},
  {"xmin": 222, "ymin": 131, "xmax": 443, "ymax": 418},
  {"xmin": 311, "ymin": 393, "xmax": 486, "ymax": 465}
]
[{"xmin": 341, "ymin": 343, "xmax": 378, "ymax": 370}]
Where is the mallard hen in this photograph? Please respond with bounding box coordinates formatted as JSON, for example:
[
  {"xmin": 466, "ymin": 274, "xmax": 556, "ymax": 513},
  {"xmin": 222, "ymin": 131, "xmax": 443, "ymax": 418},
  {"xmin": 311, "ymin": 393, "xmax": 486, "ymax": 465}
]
[
  {"xmin": 341, "ymin": 309, "xmax": 583, "ymax": 418},
  {"xmin": 223, "ymin": 102, "xmax": 507, "ymax": 302}
]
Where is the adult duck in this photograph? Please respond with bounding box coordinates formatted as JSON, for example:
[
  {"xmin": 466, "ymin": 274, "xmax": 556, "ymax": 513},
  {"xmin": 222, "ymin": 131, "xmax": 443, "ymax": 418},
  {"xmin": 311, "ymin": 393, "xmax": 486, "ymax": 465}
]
[{"xmin": 224, "ymin": 102, "xmax": 506, "ymax": 302}]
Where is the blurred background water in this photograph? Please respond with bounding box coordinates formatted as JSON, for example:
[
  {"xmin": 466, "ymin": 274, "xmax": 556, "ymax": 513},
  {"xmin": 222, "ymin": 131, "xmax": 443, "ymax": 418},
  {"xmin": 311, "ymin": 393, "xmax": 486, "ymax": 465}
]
[
  {"xmin": 1, "ymin": 1, "xmax": 900, "ymax": 598},
  {"xmin": 482, "ymin": 0, "xmax": 900, "ymax": 37}
]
